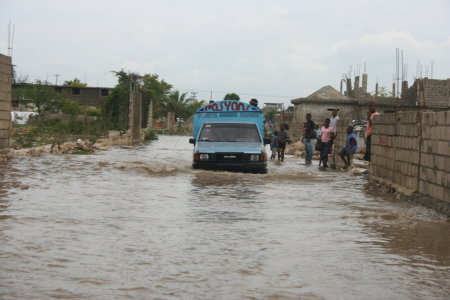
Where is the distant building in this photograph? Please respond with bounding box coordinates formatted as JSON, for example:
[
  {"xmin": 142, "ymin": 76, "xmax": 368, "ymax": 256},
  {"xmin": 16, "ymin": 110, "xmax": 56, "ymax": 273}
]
[
  {"xmin": 12, "ymin": 84, "xmax": 113, "ymax": 110},
  {"xmin": 263, "ymin": 102, "xmax": 284, "ymax": 112}
]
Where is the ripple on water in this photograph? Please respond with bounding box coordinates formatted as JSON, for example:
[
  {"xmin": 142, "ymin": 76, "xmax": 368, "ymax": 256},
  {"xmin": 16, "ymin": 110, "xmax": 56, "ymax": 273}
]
[{"xmin": 0, "ymin": 136, "xmax": 449, "ymax": 299}]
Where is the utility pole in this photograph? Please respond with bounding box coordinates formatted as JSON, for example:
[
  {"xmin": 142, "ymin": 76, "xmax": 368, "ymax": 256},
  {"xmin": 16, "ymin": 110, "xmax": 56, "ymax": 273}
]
[
  {"xmin": 7, "ymin": 20, "xmax": 15, "ymax": 57},
  {"xmin": 191, "ymin": 92, "xmax": 197, "ymax": 101},
  {"xmin": 54, "ymin": 74, "xmax": 61, "ymax": 85}
]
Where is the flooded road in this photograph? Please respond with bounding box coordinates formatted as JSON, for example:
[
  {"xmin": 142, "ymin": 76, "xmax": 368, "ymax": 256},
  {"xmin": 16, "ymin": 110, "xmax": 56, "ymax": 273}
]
[{"xmin": 1, "ymin": 135, "xmax": 449, "ymax": 299}]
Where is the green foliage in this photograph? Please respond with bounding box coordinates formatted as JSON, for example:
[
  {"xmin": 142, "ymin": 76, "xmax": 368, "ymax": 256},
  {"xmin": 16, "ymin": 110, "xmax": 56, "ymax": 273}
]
[
  {"xmin": 12, "ymin": 125, "xmax": 40, "ymax": 148},
  {"xmin": 18, "ymin": 81, "xmax": 63, "ymax": 117},
  {"xmin": 104, "ymin": 70, "xmax": 136, "ymax": 130},
  {"xmin": 141, "ymin": 73, "xmax": 173, "ymax": 123},
  {"xmin": 372, "ymin": 86, "xmax": 392, "ymax": 98},
  {"xmin": 265, "ymin": 109, "xmax": 277, "ymax": 121},
  {"xmin": 86, "ymin": 108, "xmax": 102, "ymax": 117},
  {"xmin": 223, "ymin": 93, "xmax": 240, "ymax": 100},
  {"xmin": 161, "ymin": 91, "xmax": 203, "ymax": 121},
  {"xmin": 144, "ymin": 130, "xmax": 158, "ymax": 141},
  {"xmin": 12, "ymin": 116, "xmax": 110, "ymax": 148},
  {"xmin": 63, "ymin": 78, "xmax": 87, "ymax": 87},
  {"xmin": 287, "ymin": 105, "xmax": 294, "ymax": 112},
  {"xmin": 105, "ymin": 70, "xmax": 202, "ymax": 130},
  {"xmin": 61, "ymin": 99, "xmax": 82, "ymax": 115},
  {"xmin": 71, "ymin": 150, "xmax": 92, "ymax": 155}
]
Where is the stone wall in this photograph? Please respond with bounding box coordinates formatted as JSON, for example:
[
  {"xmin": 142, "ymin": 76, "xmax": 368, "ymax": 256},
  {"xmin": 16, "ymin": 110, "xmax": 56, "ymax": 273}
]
[
  {"xmin": 370, "ymin": 110, "xmax": 450, "ymax": 216},
  {"xmin": 0, "ymin": 54, "xmax": 12, "ymax": 151}
]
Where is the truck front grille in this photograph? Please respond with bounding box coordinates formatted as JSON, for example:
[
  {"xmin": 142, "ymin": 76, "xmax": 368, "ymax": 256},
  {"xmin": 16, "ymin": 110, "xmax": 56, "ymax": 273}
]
[{"xmin": 215, "ymin": 152, "xmax": 244, "ymax": 162}]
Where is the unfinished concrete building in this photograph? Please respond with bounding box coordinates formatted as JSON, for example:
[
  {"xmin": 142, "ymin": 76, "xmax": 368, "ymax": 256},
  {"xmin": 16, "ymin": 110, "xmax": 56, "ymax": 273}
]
[{"xmin": 291, "ymin": 74, "xmax": 449, "ymax": 126}]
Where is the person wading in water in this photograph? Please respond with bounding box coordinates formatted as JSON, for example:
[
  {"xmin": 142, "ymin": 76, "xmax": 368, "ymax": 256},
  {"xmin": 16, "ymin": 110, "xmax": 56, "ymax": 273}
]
[
  {"xmin": 319, "ymin": 118, "xmax": 334, "ymax": 168},
  {"xmin": 277, "ymin": 124, "xmax": 290, "ymax": 162}
]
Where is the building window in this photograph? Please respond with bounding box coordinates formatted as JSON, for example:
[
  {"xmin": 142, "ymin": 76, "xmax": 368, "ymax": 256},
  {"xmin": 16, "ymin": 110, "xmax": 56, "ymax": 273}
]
[
  {"xmin": 100, "ymin": 89, "xmax": 109, "ymax": 97},
  {"xmin": 72, "ymin": 87, "xmax": 81, "ymax": 95},
  {"xmin": 55, "ymin": 87, "xmax": 62, "ymax": 94}
]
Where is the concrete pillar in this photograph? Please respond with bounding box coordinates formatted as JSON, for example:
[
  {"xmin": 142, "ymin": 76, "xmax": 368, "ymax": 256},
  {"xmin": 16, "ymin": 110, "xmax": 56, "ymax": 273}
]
[
  {"xmin": 375, "ymin": 83, "xmax": 379, "ymax": 97},
  {"xmin": 128, "ymin": 83, "xmax": 142, "ymax": 142},
  {"xmin": 0, "ymin": 54, "xmax": 12, "ymax": 151},
  {"xmin": 392, "ymin": 83, "xmax": 396, "ymax": 98},
  {"xmin": 147, "ymin": 98, "xmax": 153, "ymax": 129},
  {"xmin": 354, "ymin": 76, "xmax": 360, "ymax": 96},
  {"xmin": 401, "ymin": 81, "xmax": 408, "ymax": 98},
  {"xmin": 362, "ymin": 74, "xmax": 368, "ymax": 94},
  {"xmin": 346, "ymin": 79, "xmax": 353, "ymax": 98},
  {"xmin": 167, "ymin": 112, "xmax": 175, "ymax": 130}
]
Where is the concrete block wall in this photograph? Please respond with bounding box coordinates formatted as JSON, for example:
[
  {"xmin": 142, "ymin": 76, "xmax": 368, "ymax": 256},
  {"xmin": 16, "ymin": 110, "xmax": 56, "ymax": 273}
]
[
  {"xmin": 0, "ymin": 54, "xmax": 12, "ymax": 150},
  {"xmin": 371, "ymin": 112, "xmax": 421, "ymax": 191},
  {"xmin": 370, "ymin": 110, "xmax": 450, "ymax": 215},
  {"xmin": 332, "ymin": 117, "xmax": 351, "ymax": 169},
  {"xmin": 423, "ymin": 78, "xmax": 450, "ymax": 108},
  {"xmin": 418, "ymin": 110, "xmax": 450, "ymax": 205}
]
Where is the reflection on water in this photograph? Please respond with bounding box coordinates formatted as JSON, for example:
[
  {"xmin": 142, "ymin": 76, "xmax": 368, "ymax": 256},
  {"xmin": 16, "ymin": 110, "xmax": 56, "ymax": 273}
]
[{"xmin": 0, "ymin": 136, "xmax": 449, "ymax": 299}]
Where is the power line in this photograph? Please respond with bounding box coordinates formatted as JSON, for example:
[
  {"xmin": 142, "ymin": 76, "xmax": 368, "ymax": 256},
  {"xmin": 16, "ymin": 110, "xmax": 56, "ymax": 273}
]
[{"xmin": 176, "ymin": 88, "xmax": 298, "ymax": 100}]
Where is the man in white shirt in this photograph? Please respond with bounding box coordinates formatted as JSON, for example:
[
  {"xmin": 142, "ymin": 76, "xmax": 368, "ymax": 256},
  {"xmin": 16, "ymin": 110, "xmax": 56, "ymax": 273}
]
[{"xmin": 330, "ymin": 109, "xmax": 340, "ymax": 131}]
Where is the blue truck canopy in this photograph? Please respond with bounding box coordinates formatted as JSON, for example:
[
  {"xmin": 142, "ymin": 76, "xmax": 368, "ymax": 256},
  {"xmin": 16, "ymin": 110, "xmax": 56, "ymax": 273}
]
[{"xmin": 193, "ymin": 100, "xmax": 265, "ymax": 139}]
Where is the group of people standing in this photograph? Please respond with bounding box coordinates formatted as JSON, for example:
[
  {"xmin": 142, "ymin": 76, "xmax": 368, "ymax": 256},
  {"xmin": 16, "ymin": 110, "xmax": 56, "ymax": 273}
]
[
  {"xmin": 302, "ymin": 103, "xmax": 378, "ymax": 168},
  {"xmin": 303, "ymin": 110, "xmax": 342, "ymax": 168},
  {"xmin": 266, "ymin": 102, "xmax": 378, "ymax": 168},
  {"xmin": 269, "ymin": 123, "xmax": 290, "ymax": 162}
]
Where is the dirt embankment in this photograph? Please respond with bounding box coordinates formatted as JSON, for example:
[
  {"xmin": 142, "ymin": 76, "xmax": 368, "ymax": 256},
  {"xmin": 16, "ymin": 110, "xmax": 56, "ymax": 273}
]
[{"xmin": 0, "ymin": 134, "xmax": 134, "ymax": 162}]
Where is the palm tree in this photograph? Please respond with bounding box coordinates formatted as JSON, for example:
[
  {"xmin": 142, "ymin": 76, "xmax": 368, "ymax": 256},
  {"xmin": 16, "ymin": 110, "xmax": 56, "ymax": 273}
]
[
  {"xmin": 163, "ymin": 91, "xmax": 203, "ymax": 120},
  {"xmin": 164, "ymin": 91, "xmax": 189, "ymax": 119}
]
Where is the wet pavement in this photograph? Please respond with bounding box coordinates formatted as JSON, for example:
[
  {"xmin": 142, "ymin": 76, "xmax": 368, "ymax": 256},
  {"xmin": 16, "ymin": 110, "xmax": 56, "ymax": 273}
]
[{"xmin": 1, "ymin": 135, "xmax": 449, "ymax": 299}]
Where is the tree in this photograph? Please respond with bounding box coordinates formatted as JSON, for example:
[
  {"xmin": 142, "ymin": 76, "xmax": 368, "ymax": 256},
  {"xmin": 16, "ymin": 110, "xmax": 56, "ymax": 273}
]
[
  {"xmin": 104, "ymin": 70, "xmax": 136, "ymax": 130},
  {"xmin": 141, "ymin": 73, "xmax": 172, "ymax": 125},
  {"xmin": 61, "ymin": 99, "xmax": 82, "ymax": 115},
  {"xmin": 372, "ymin": 86, "xmax": 392, "ymax": 98},
  {"xmin": 160, "ymin": 91, "xmax": 204, "ymax": 121},
  {"xmin": 19, "ymin": 81, "xmax": 63, "ymax": 117},
  {"xmin": 265, "ymin": 109, "xmax": 277, "ymax": 121},
  {"xmin": 179, "ymin": 97, "xmax": 203, "ymax": 120},
  {"xmin": 223, "ymin": 93, "xmax": 240, "ymax": 100},
  {"xmin": 63, "ymin": 78, "xmax": 87, "ymax": 87}
]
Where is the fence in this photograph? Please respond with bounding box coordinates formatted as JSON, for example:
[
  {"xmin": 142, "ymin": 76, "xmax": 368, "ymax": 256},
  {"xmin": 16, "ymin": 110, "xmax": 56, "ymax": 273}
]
[{"xmin": 369, "ymin": 110, "xmax": 450, "ymax": 216}]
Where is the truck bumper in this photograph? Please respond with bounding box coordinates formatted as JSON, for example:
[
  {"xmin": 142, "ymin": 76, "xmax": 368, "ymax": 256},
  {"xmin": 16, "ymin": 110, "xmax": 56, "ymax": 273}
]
[{"xmin": 193, "ymin": 161, "xmax": 267, "ymax": 173}]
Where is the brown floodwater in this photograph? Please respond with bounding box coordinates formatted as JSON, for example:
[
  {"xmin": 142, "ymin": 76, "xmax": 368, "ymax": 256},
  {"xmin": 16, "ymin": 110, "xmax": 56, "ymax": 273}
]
[{"xmin": 1, "ymin": 135, "xmax": 449, "ymax": 299}]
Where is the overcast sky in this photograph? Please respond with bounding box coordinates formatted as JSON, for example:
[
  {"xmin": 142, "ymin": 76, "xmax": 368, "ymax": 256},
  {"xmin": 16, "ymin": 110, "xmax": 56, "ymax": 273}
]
[{"xmin": 1, "ymin": 0, "xmax": 449, "ymax": 106}]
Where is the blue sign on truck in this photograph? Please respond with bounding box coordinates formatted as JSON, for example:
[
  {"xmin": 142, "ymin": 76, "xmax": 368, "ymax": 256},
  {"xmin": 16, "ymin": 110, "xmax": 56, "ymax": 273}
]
[{"xmin": 189, "ymin": 100, "xmax": 269, "ymax": 173}]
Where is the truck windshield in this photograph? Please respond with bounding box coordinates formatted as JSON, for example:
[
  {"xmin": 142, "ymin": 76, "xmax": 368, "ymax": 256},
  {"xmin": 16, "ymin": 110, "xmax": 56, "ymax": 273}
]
[{"xmin": 199, "ymin": 123, "xmax": 261, "ymax": 142}]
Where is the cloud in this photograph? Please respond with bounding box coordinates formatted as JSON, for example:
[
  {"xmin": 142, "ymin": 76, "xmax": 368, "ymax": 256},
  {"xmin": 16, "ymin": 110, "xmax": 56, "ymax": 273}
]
[{"xmin": 2, "ymin": 1, "xmax": 449, "ymax": 106}]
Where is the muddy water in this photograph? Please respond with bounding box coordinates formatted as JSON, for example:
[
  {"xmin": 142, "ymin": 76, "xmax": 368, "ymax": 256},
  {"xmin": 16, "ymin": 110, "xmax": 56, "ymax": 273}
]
[{"xmin": 1, "ymin": 135, "xmax": 449, "ymax": 299}]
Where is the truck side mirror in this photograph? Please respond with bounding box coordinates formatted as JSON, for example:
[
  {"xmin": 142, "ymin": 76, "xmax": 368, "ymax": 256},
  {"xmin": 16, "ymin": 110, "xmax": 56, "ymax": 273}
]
[
  {"xmin": 263, "ymin": 137, "xmax": 271, "ymax": 145},
  {"xmin": 189, "ymin": 138, "xmax": 196, "ymax": 145}
]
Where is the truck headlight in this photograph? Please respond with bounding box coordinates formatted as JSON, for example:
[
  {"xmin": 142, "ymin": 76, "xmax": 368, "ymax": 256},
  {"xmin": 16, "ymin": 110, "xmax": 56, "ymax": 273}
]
[
  {"xmin": 199, "ymin": 154, "xmax": 209, "ymax": 160},
  {"xmin": 250, "ymin": 154, "xmax": 260, "ymax": 161}
]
